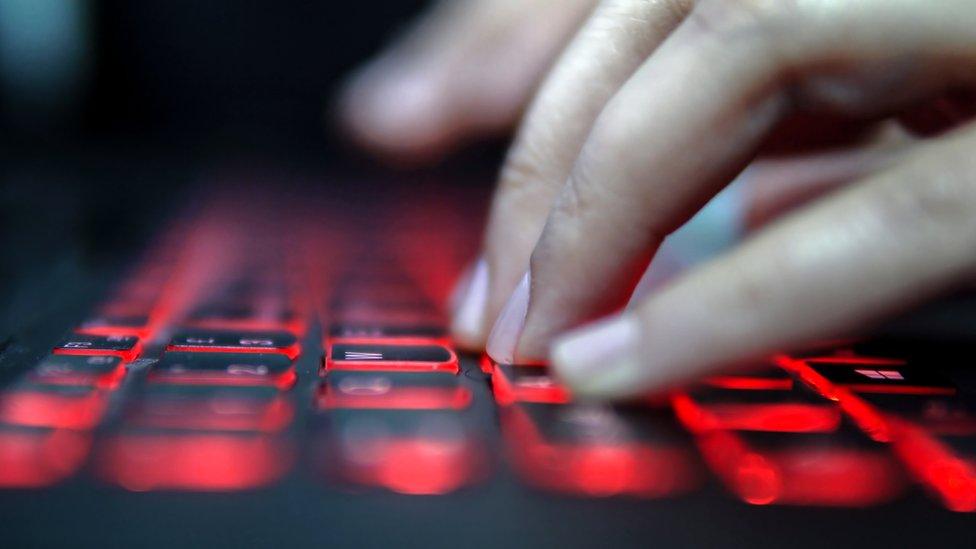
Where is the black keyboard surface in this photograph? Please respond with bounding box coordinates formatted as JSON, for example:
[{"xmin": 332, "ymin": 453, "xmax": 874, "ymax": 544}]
[{"xmin": 1, "ymin": 183, "xmax": 975, "ymax": 548}]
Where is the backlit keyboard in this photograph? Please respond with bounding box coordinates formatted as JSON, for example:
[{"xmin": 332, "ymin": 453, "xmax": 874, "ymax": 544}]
[{"xmin": 1, "ymin": 189, "xmax": 975, "ymax": 512}]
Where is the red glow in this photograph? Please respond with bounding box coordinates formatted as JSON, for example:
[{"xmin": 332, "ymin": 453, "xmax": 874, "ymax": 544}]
[
  {"xmin": 165, "ymin": 342, "xmax": 301, "ymax": 360},
  {"xmin": 54, "ymin": 342, "xmax": 143, "ymax": 363},
  {"xmin": 774, "ymin": 355, "xmax": 892, "ymax": 442},
  {"xmin": 0, "ymin": 430, "xmax": 92, "ymax": 488},
  {"xmin": 888, "ymin": 418, "xmax": 976, "ymax": 512},
  {"xmin": 806, "ymin": 356, "xmax": 906, "ymax": 366},
  {"xmin": 0, "ymin": 390, "xmax": 108, "ymax": 429},
  {"xmin": 187, "ymin": 317, "xmax": 307, "ymax": 336},
  {"xmin": 128, "ymin": 397, "xmax": 294, "ymax": 433},
  {"xmin": 703, "ymin": 403, "xmax": 841, "ymax": 433},
  {"xmin": 491, "ymin": 366, "xmax": 571, "ymax": 406},
  {"xmin": 326, "ymin": 436, "xmax": 484, "ymax": 495},
  {"xmin": 703, "ymin": 376, "xmax": 793, "ymax": 391},
  {"xmin": 500, "ymin": 406, "xmax": 700, "ymax": 498},
  {"xmin": 96, "ymin": 434, "xmax": 292, "ymax": 491},
  {"xmin": 316, "ymin": 384, "xmax": 472, "ymax": 410}
]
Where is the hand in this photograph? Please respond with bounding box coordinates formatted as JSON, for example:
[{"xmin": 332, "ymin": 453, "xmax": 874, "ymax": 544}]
[
  {"xmin": 448, "ymin": 0, "xmax": 976, "ymax": 399},
  {"xmin": 339, "ymin": 0, "xmax": 597, "ymax": 164}
]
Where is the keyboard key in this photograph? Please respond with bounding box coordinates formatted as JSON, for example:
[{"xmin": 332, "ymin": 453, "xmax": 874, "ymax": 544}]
[
  {"xmin": 325, "ymin": 343, "xmax": 458, "ymax": 373},
  {"xmin": 77, "ymin": 314, "xmax": 151, "ymax": 337},
  {"xmin": 28, "ymin": 355, "xmax": 126, "ymax": 389},
  {"xmin": 54, "ymin": 333, "xmax": 141, "ymax": 361},
  {"xmin": 318, "ymin": 371, "xmax": 470, "ymax": 410},
  {"xmin": 126, "ymin": 386, "xmax": 293, "ymax": 432},
  {"xmin": 492, "ymin": 364, "xmax": 570, "ymax": 405},
  {"xmin": 0, "ymin": 386, "xmax": 109, "ymax": 429},
  {"xmin": 327, "ymin": 323, "xmax": 447, "ymax": 341},
  {"xmin": 167, "ymin": 330, "xmax": 300, "ymax": 359},
  {"xmin": 95, "ymin": 433, "xmax": 292, "ymax": 491},
  {"xmin": 805, "ymin": 358, "xmax": 955, "ymax": 395},
  {"xmin": 703, "ymin": 365, "xmax": 793, "ymax": 391},
  {"xmin": 0, "ymin": 428, "xmax": 92, "ymax": 488},
  {"xmin": 150, "ymin": 352, "xmax": 296, "ymax": 389},
  {"xmin": 500, "ymin": 403, "xmax": 701, "ymax": 498}
]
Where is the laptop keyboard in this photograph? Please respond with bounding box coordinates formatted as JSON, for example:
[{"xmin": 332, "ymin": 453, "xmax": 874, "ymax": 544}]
[{"xmin": 1, "ymin": 190, "xmax": 975, "ymax": 512}]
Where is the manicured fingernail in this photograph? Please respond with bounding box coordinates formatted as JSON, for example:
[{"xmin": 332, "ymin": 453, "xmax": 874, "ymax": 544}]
[
  {"xmin": 551, "ymin": 314, "xmax": 642, "ymax": 399},
  {"xmin": 450, "ymin": 257, "xmax": 489, "ymax": 349},
  {"xmin": 486, "ymin": 271, "xmax": 530, "ymax": 364}
]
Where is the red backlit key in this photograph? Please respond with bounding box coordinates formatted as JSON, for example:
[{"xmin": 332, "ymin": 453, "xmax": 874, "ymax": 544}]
[
  {"xmin": 54, "ymin": 333, "xmax": 141, "ymax": 361},
  {"xmin": 149, "ymin": 352, "xmax": 297, "ymax": 389},
  {"xmin": 318, "ymin": 371, "xmax": 471, "ymax": 410},
  {"xmin": 703, "ymin": 365, "xmax": 793, "ymax": 391},
  {"xmin": 0, "ymin": 428, "xmax": 92, "ymax": 488},
  {"xmin": 492, "ymin": 364, "xmax": 571, "ymax": 405},
  {"xmin": 168, "ymin": 330, "xmax": 300, "ymax": 359},
  {"xmin": 325, "ymin": 343, "xmax": 458, "ymax": 373},
  {"xmin": 28, "ymin": 355, "xmax": 126, "ymax": 389},
  {"xmin": 0, "ymin": 386, "xmax": 109, "ymax": 429}
]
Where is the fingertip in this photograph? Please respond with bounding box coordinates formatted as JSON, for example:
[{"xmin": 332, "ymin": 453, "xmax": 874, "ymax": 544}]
[
  {"xmin": 338, "ymin": 58, "xmax": 456, "ymax": 161},
  {"xmin": 485, "ymin": 271, "xmax": 530, "ymax": 364},
  {"xmin": 450, "ymin": 257, "xmax": 490, "ymax": 351},
  {"xmin": 550, "ymin": 314, "xmax": 644, "ymax": 399}
]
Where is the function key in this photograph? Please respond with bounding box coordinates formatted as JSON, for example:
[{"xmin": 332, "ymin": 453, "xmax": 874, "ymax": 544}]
[
  {"xmin": 325, "ymin": 343, "xmax": 458, "ymax": 373},
  {"xmin": 150, "ymin": 352, "xmax": 296, "ymax": 389},
  {"xmin": 167, "ymin": 330, "xmax": 300, "ymax": 359},
  {"xmin": 54, "ymin": 333, "xmax": 141, "ymax": 361},
  {"xmin": 28, "ymin": 355, "xmax": 126, "ymax": 389}
]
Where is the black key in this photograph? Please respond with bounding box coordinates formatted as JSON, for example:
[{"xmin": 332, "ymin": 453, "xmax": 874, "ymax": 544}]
[
  {"xmin": 54, "ymin": 333, "xmax": 141, "ymax": 360},
  {"xmin": 326, "ymin": 344, "xmax": 457, "ymax": 373},
  {"xmin": 319, "ymin": 371, "xmax": 468, "ymax": 410},
  {"xmin": 327, "ymin": 323, "xmax": 446, "ymax": 339},
  {"xmin": 29, "ymin": 355, "xmax": 126, "ymax": 388},
  {"xmin": 150, "ymin": 352, "xmax": 296, "ymax": 389},
  {"xmin": 168, "ymin": 329, "xmax": 299, "ymax": 358},
  {"xmin": 492, "ymin": 364, "xmax": 570, "ymax": 405},
  {"xmin": 806, "ymin": 359, "xmax": 955, "ymax": 395}
]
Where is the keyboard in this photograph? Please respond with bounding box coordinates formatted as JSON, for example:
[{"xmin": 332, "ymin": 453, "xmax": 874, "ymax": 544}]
[{"xmin": 2, "ymin": 182, "xmax": 975, "ymax": 517}]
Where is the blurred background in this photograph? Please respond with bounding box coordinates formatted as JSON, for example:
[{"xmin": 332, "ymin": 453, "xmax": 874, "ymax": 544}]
[{"xmin": 0, "ymin": 0, "xmax": 506, "ymax": 338}]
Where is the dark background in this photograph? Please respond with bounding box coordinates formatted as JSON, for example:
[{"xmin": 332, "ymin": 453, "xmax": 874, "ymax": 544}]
[{"xmin": 0, "ymin": 1, "xmax": 504, "ymax": 338}]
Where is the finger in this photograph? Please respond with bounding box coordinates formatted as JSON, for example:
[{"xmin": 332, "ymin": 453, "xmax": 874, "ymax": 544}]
[
  {"xmin": 743, "ymin": 126, "xmax": 915, "ymax": 228},
  {"xmin": 552, "ymin": 123, "xmax": 976, "ymax": 399},
  {"xmin": 490, "ymin": 0, "xmax": 976, "ymax": 362},
  {"xmin": 339, "ymin": 0, "xmax": 595, "ymax": 164},
  {"xmin": 451, "ymin": 0, "xmax": 695, "ymax": 347}
]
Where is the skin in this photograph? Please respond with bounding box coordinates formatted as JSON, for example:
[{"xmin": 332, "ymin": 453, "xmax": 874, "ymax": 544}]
[{"xmin": 342, "ymin": 0, "xmax": 976, "ymax": 400}]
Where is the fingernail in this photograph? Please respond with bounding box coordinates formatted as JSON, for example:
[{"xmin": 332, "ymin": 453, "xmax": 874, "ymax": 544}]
[
  {"xmin": 486, "ymin": 271, "xmax": 530, "ymax": 364},
  {"xmin": 450, "ymin": 257, "xmax": 489, "ymax": 348},
  {"xmin": 551, "ymin": 314, "xmax": 642, "ymax": 399}
]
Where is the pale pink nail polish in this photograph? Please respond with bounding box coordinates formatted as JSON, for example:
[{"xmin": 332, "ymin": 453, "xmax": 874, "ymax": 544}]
[
  {"xmin": 486, "ymin": 271, "xmax": 530, "ymax": 364},
  {"xmin": 450, "ymin": 257, "xmax": 489, "ymax": 347},
  {"xmin": 550, "ymin": 315, "xmax": 642, "ymax": 398}
]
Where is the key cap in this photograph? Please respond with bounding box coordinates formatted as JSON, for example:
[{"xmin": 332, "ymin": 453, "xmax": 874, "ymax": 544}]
[
  {"xmin": 150, "ymin": 352, "xmax": 297, "ymax": 389},
  {"xmin": 95, "ymin": 433, "xmax": 292, "ymax": 491},
  {"xmin": 318, "ymin": 371, "xmax": 470, "ymax": 410},
  {"xmin": 500, "ymin": 402, "xmax": 701, "ymax": 498},
  {"xmin": 325, "ymin": 343, "xmax": 458, "ymax": 373},
  {"xmin": 167, "ymin": 330, "xmax": 300, "ymax": 359},
  {"xmin": 54, "ymin": 333, "xmax": 141, "ymax": 361},
  {"xmin": 0, "ymin": 428, "xmax": 91, "ymax": 488},
  {"xmin": 703, "ymin": 364, "xmax": 793, "ymax": 391},
  {"xmin": 492, "ymin": 364, "xmax": 571, "ymax": 405},
  {"xmin": 0, "ymin": 386, "xmax": 109, "ymax": 429},
  {"xmin": 126, "ymin": 386, "xmax": 293, "ymax": 432},
  {"xmin": 28, "ymin": 355, "xmax": 126, "ymax": 389},
  {"xmin": 805, "ymin": 358, "xmax": 955, "ymax": 395},
  {"xmin": 327, "ymin": 323, "xmax": 447, "ymax": 342}
]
